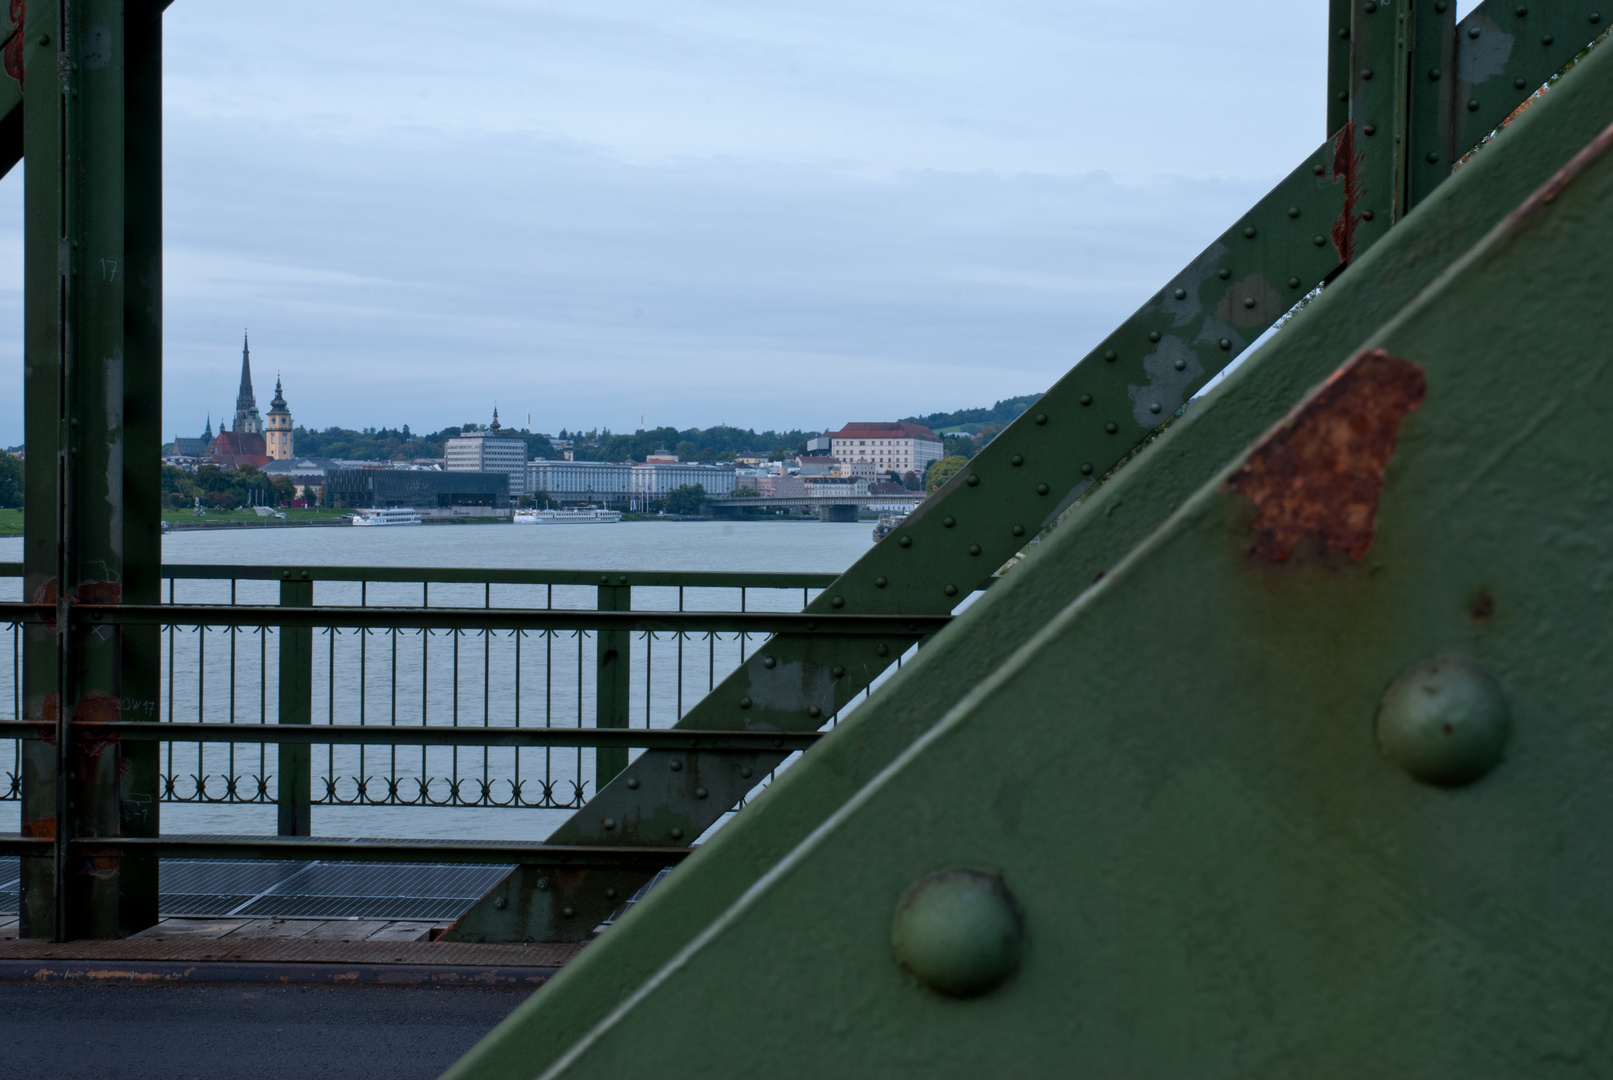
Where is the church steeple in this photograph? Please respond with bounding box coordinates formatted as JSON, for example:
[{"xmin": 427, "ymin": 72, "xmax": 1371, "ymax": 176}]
[
  {"xmin": 234, "ymin": 331, "xmax": 264, "ymax": 435},
  {"xmin": 203, "ymin": 414, "xmax": 212, "ymax": 439},
  {"xmin": 489, "ymin": 404, "xmax": 502, "ymax": 434}
]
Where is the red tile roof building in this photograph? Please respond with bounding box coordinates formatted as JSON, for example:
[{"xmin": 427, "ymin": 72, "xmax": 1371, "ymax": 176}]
[{"xmin": 824, "ymin": 422, "xmax": 944, "ymax": 477}]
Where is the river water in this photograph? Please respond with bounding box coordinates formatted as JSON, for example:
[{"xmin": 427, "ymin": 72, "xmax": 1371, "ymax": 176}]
[{"xmin": 0, "ymin": 520, "xmax": 877, "ymax": 841}]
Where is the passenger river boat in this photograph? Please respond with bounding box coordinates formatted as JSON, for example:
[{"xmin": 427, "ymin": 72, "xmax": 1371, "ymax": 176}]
[
  {"xmin": 514, "ymin": 507, "xmax": 623, "ymax": 525},
  {"xmin": 348, "ymin": 508, "xmax": 424, "ymax": 526}
]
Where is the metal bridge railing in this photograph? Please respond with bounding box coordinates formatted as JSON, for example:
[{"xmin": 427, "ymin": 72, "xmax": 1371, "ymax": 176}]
[{"xmin": 0, "ymin": 562, "xmax": 936, "ymax": 838}]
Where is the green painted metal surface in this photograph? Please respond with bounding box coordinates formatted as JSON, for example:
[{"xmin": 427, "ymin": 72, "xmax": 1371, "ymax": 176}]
[
  {"xmin": 276, "ymin": 577, "xmax": 314, "ymax": 837},
  {"xmin": 445, "ymin": 22, "xmax": 1613, "ymax": 1080},
  {"xmin": 476, "ymin": 52, "xmax": 1613, "ymax": 1076}
]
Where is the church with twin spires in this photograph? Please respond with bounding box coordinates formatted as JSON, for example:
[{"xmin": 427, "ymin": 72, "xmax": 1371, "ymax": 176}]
[{"xmin": 169, "ymin": 334, "xmax": 294, "ymax": 467}]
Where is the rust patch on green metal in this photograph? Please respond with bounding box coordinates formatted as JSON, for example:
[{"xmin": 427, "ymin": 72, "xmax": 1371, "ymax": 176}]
[{"xmin": 1224, "ymin": 348, "xmax": 1425, "ymax": 562}]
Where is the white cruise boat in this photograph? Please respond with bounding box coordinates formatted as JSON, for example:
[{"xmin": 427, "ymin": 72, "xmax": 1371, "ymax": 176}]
[
  {"xmin": 514, "ymin": 507, "xmax": 622, "ymax": 525},
  {"xmin": 348, "ymin": 508, "xmax": 424, "ymax": 526}
]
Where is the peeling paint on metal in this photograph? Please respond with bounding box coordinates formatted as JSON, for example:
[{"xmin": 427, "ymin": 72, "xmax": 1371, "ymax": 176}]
[
  {"xmin": 1127, "ymin": 337, "xmax": 1202, "ymax": 426},
  {"xmin": 745, "ymin": 658, "xmax": 835, "ymax": 714},
  {"xmin": 1215, "ymin": 274, "xmax": 1283, "ymax": 329},
  {"xmin": 2, "ymin": 1, "xmax": 23, "ymax": 86},
  {"xmin": 1331, "ymin": 122, "xmax": 1364, "ymax": 265},
  {"xmin": 1224, "ymin": 348, "xmax": 1426, "ymax": 562},
  {"xmin": 1458, "ymin": 13, "xmax": 1514, "ymax": 87}
]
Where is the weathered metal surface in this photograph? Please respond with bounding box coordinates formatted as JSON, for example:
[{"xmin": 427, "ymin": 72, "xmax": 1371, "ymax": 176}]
[
  {"xmin": 442, "ymin": 29, "xmax": 1613, "ymax": 1080},
  {"xmin": 1455, "ymin": 0, "xmax": 1611, "ymax": 153},
  {"xmin": 484, "ymin": 88, "xmax": 1613, "ymax": 1078},
  {"xmin": 1223, "ymin": 349, "xmax": 1425, "ymax": 562}
]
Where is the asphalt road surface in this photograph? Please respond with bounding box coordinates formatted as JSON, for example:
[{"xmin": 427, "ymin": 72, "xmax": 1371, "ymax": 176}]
[{"xmin": 0, "ymin": 983, "xmax": 531, "ymax": 1079}]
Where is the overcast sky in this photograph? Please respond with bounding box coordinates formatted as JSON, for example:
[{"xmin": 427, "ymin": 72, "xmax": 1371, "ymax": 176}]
[{"xmin": 0, "ymin": 1, "xmax": 1483, "ymax": 446}]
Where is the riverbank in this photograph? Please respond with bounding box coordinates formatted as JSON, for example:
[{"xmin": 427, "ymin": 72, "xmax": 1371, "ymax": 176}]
[{"xmin": 0, "ymin": 509, "xmax": 17, "ymax": 537}]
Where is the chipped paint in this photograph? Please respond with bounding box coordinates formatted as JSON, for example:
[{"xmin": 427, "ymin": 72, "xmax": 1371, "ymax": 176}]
[
  {"xmin": 1457, "ymin": 13, "xmax": 1514, "ymax": 87},
  {"xmin": 1224, "ymin": 349, "xmax": 1426, "ymax": 562},
  {"xmin": 1127, "ymin": 337, "xmax": 1202, "ymax": 426},
  {"xmin": 1215, "ymin": 273, "xmax": 1284, "ymax": 329},
  {"xmin": 1331, "ymin": 122, "xmax": 1364, "ymax": 265},
  {"xmin": 2, "ymin": 1, "xmax": 23, "ymax": 85}
]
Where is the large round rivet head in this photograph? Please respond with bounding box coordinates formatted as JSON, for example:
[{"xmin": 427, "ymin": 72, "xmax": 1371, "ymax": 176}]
[
  {"xmin": 1376, "ymin": 657, "xmax": 1509, "ymax": 786},
  {"xmin": 891, "ymin": 869, "xmax": 1023, "ymax": 998}
]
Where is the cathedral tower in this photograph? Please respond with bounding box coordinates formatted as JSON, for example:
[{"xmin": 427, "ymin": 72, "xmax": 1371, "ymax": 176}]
[
  {"xmin": 234, "ymin": 332, "xmax": 264, "ymax": 434},
  {"xmin": 266, "ymin": 375, "xmax": 293, "ymax": 461}
]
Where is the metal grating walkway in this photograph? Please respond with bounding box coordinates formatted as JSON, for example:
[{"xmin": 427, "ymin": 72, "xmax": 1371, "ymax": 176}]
[{"xmin": 0, "ymin": 854, "xmax": 512, "ymax": 922}]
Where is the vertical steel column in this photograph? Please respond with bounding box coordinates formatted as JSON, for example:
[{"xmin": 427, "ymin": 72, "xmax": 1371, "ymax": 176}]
[
  {"xmin": 277, "ymin": 574, "xmax": 313, "ymax": 836},
  {"xmin": 1346, "ymin": 0, "xmax": 1453, "ymax": 264},
  {"xmin": 595, "ymin": 581, "xmax": 631, "ymax": 787},
  {"xmin": 1329, "ymin": 0, "xmax": 1355, "ymax": 136},
  {"xmin": 117, "ymin": 0, "xmax": 163, "ymax": 936},
  {"xmin": 21, "ymin": 0, "xmax": 138, "ymax": 941}
]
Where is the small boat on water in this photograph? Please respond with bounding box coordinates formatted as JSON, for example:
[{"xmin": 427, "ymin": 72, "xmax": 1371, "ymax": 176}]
[
  {"xmin": 348, "ymin": 507, "xmax": 423, "ymax": 526},
  {"xmin": 872, "ymin": 512, "xmax": 908, "ymax": 541},
  {"xmin": 515, "ymin": 507, "xmax": 623, "ymax": 525}
]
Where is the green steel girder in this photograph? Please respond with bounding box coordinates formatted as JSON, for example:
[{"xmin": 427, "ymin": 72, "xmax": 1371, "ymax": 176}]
[
  {"xmin": 447, "ymin": 0, "xmax": 1592, "ymax": 947},
  {"xmin": 444, "ymin": 23, "xmax": 1613, "ymax": 1080},
  {"xmin": 478, "ymin": 61, "xmax": 1613, "ymax": 1077}
]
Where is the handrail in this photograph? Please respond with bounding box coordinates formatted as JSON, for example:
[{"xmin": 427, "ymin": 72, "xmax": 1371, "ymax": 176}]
[
  {"xmin": 0, "ymin": 835, "xmax": 693, "ymax": 866},
  {"xmin": 0, "ymin": 562, "xmax": 841, "ymax": 589},
  {"xmin": 0, "ymin": 720, "xmax": 822, "ymax": 751},
  {"xmin": 0, "ymin": 602, "xmax": 950, "ymax": 635}
]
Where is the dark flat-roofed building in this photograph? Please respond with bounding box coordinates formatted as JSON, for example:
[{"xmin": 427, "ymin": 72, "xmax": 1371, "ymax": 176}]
[{"xmin": 323, "ymin": 468, "xmax": 509, "ymax": 510}]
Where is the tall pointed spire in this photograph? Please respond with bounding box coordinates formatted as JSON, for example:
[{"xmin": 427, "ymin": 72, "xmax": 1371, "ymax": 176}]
[
  {"xmin": 490, "ymin": 404, "xmax": 502, "ymax": 434},
  {"xmin": 235, "ymin": 330, "xmax": 257, "ymax": 432},
  {"xmin": 203, "ymin": 414, "xmax": 212, "ymax": 439}
]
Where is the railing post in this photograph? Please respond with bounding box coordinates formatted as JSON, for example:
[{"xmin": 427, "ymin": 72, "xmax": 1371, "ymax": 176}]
[
  {"xmin": 277, "ymin": 573, "xmax": 313, "ymax": 835},
  {"xmin": 595, "ymin": 579, "xmax": 631, "ymax": 787}
]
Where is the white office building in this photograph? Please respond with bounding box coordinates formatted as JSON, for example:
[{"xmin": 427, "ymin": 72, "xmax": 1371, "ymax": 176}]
[
  {"xmin": 444, "ymin": 409, "xmax": 527, "ymax": 498},
  {"xmin": 825, "ymin": 421, "xmax": 944, "ymax": 477},
  {"xmin": 630, "ymin": 461, "xmax": 737, "ymax": 498},
  {"xmin": 527, "ymin": 459, "xmax": 633, "ymax": 505}
]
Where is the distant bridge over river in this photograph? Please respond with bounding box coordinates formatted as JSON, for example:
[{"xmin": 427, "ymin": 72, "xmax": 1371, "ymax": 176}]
[{"xmin": 705, "ymin": 493, "xmax": 925, "ymax": 522}]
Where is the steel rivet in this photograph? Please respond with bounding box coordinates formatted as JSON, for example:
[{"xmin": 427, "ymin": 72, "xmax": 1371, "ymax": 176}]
[
  {"xmin": 1243, "ymin": 296, "xmax": 1256, "ymax": 309},
  {"xmin": 1338, "ymin": 26, "xmax": 1350, "ymax": 38},
  {"xmin": 494, "ymin": 896, "xmax": 507, "ymax": 909},
  {"xmin": 1314, "ymin": 164, "xmax": 1326, "ymax": 176},
  {"xmin": 1426, "ymin": 150, "xmax": 1439, "ymax": 164},
  {"xmin": 967, "ymin": 544, "xmax": 981, "ymax": 556},
  {"xmin": 876, "ymin": 643, "xmax": 890, "ymax": 656},
  {"xmin": 538, "ymin": 879, "xmax": 550, "ymax": 891},
  {"xmin": 1515, "ymin": 3, "xmax": 1527, "ymax": 13},
  {"xmin": 1542, "ymin": 33, "xmax": 1554, "ymax": 44},
  {"xmin": 1434, "ymin": 0, "xmax": 1447, "ymax": 8},
  {"xmin": 1515, "ymin": 76, "xmax": 1528, "ymax": 88},
  {"xmin": 1219, "ymin": 338, "xmax": 1232, "ymax": 350},
  {"xmin": 1079, "ymin": 464, "xmax": 1093, "ymax": 476},
  {"xmin": 1079, "ymin": 393, "xmax": 1092, "ymax": 406},
  {"xmin": 1286, "ymin": 206, "xmax": 1300, "ymax": 219},
  {"xmin": 739, "ymin": 697, "xmax": 752, "ymax": 709},
  {"xmin": 1173, "ymin": 287, "xmax": 1186, "ymax": 299},
  {"xmin": 898, "ymin": 536, "xmax": 911, "ymax": 547},
  {"xmin": 600, "ymin": 574, "xmax": 609, "ymax": 583},
  {"xmin": 943, "ymin": 584, "xmax": 958, "ymax": 597},
  {"xmin": 670, "ymin": 828, "xmax": 684, "ymax": 840},
  {"xmin": 772, "ymin": 737, "xmax": 783, "ymax": 748},
  {"xmin": 1313, "ymin": 234, "xmax": 1327, "ymax": 246},
  {"xmin": 942, "ymin": 515, "xmax": 956, "ymax": 527},
  {"xmin": 695, "ymin": 788, "xmax": 708, "ymax": 799},
  {"xmin": 1363, "ymin": 0, "xmax": 1377, "ymax": 10},
  {"xmin": 1362, "ymin": 209, "xmax": 1375, "ymax": 221},
  {"xmin": 606, "ymin": 888, "xmax": 617, "ymax": 900},
  {"xmin": 891, "ymin": 869, "xmax": 1023, "ymax": 998},
  {"xmin": 1149, "ymin": 403, "xmax": 1161, "ymax": 415},
  {"xmin": 832, "ymin": 665, "xmax": 846, "ymax": 677},
  {"xmin": 1592, "ymin": 13, "xmax": 1602, "ymax": 24},
  {"xmin": 1147, "ymin": 330, "xmax": 1161, "ymax": 343},
  {"xmin": 1336, "ymin": 89, "xmax": 1348, "ymax": 102},
  {"xmin": 808, "ymin": 706, "xmax": 822, "ymax": 718},
  {"xmin": 1103, "ymin": 349, "xmax": 1117, "ymax": 361},
  {"xmin": 36, "ymin": 34, "xmax": 48, "ymax": 45},
  {"xmin": 670, "ymin": 759, "xmax": 682, "ymax": 771},
  {"xmin": 965, "ymin": 474, "xmax": 979, "ymax": 485},
  {"xmin": 1173, "ymin": 358, "xmax": 1187, "ymax": 371},
  {"xmin": 1468, "ymin": 97, "xmax": 1480, "ymax": 111},
  {"xmin": 741, "ymin": 766, "xmax": 753, "ymax": 778},
  {"xmin": 1033, "ymin": 412, "xmax": 1047, "ymax": 425},
  {"xmin": 301, "ymin": 571, "xmax": 309, "ymax": 579},
  {"xmin": 618, "ymin": 575, "xmax": 628, "ymax": 584},
  {"xmin": 1009, "ymin": 454, "xmax": 1023, "ymax": 466},
  {"xmin": 626, "ymin": 777, "xmax": 639, "ymax": 789},
  {"xmin": 1287, "ymin": 276, "xmax": 1301, "ymax": 288},
  {"xmin": 1011, "ymin": 524, "xmax": 1025, "ymax": 537},
  {"xmin": 1036, "ymin": 482, "xmax": 1050, "ymax": 494},
  {"xmin": 282, "ymin": 571, "xmax": 291, "ymax": 580},
  {"xmin": 564, "ymin": 906, "xmax": 575, "ymax": 917},
  {"xmin": 603, "ymin": 818, "xmax": 616, "ymax": 830},
  {"xmin": 1217, "ymin": 268, "xmax": 1230, "ymax": 279},
  {"xmin": 1242, "ymin": 226, "xmax": 1256, "ymax": 239},
  {"xmin": 763, "ymin": 655, "xmax": 776, "ymax": 668},
  {"xmin": 1468, "ymin": 26, "xmax": 1481, "ymax": 38},
  {"xmin": 874, "ymin": 576, "xmax": 888, "ymax": 588},
  {"xmin": 1104, "ymin": 421, "xmax": 1118, "ymax": 434},
  {"xmin": 1361, "ymin": 67, "xmax": 1373, "ymax": 79},
  {"xmin": 1377, "ymin": 657, "xmax": 1508, "ymax": 786},
  {"xmin": 806, "ymin": 619, "xmax": 818, "ymax": 629},
  {"xmin": 1363, "ymin": 124, "xmax": 1376, "ymax": 136},
  {"xmin": 831, "ymin": 595, "xmax": 844, "ymax": 607},
  {"xmin": 1428, "ymin": 67, "xmax": 1442, "ymax": 80}
]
